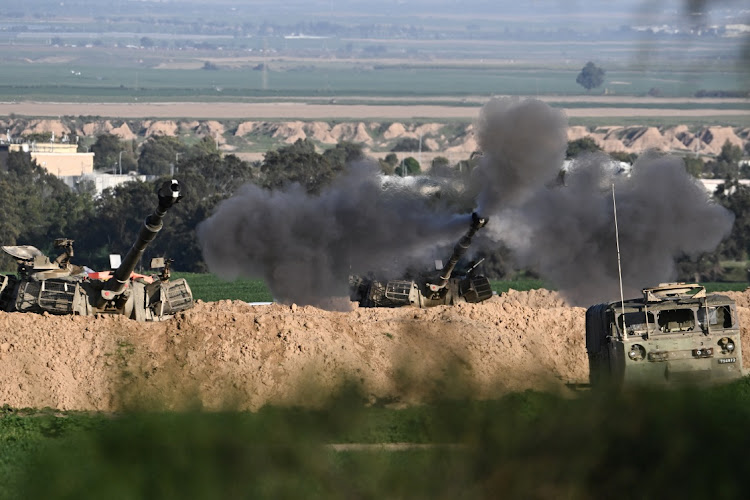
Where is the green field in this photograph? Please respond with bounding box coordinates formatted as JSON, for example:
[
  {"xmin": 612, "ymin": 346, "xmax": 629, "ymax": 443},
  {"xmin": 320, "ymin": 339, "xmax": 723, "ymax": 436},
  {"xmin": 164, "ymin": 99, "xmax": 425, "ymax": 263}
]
[
  {"xmin": 173, "ymin": 273, "xmax": 748, "ymax": 303},
  {"xmin": 3, "ymin": 379, "xmax": 750, "ymax": 499},
  {"xmin": 174, "ymin": 273, "xmax": 552, "ymax": 303},
  {"xmin": 0, "ymin": 60, "xmax": 746, "ymax": 101}
]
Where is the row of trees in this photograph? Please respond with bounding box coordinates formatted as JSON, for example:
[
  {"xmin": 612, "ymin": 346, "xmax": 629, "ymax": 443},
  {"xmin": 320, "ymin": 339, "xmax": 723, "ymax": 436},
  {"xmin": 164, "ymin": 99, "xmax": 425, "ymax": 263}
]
[
  {"xmin": 90, "ymin": 134, "xmax": 222, "ymax": 176},
  {"xmin": 0, "ymin": 137, "xmax": 408, "ymax": 272},
  {"xmin": 566, "ymin": 136, "xmax": 748, "ymax": 179},
  {"xmin": 2, "ymin": 135, "xmax": 750, "ymax": 281}
]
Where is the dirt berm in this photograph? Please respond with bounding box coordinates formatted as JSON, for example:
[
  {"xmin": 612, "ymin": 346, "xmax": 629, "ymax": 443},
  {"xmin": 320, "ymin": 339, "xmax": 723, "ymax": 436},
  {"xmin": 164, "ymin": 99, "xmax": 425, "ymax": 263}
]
[{"xmin": 1, "ymin": 288, "xmax": 748, "ymax": 411}]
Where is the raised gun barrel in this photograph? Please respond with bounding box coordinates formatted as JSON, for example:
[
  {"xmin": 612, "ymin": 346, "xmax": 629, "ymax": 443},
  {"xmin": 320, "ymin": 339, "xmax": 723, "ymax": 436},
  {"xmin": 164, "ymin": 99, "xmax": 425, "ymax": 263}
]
[
  {"xmin": 433, "ymin": 212, "xmax": 487, "ymax": 290},
  {"xmin": 100, "ymin": 179, "xmax": 181, "ymax": 302}
]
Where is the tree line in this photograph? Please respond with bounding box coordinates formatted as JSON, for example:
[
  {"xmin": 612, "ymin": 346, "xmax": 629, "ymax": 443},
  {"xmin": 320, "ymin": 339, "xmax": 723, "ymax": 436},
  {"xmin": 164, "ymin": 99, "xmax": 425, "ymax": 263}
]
[{"xmin": 2, "ymin": 134, "xmax": 750, "ymax": 283}]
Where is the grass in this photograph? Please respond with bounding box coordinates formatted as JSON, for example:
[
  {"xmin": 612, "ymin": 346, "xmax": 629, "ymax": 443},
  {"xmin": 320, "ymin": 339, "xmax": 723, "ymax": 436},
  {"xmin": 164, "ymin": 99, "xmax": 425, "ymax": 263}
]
[
  {"xmin": 172, "ymin": 272, "xmax": 748, "ymax": 303},
  {"xmin": 3, "ymin": 379, "xmax": 750, "ymax": 499},
  {"xmin": 172, "ymin": 272, "xmax": 274, "ymax": 303},
  {"xmin": 172, "ymin": 272, "xmax": 553, "ymax": 303},
  {"xmin": 0, "ymin": 406, "xmax": 102, "ymax": 500}
]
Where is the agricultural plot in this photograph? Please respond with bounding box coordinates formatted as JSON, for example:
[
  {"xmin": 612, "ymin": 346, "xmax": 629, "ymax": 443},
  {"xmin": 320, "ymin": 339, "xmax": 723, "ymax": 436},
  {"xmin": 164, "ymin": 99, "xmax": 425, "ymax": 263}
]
[
  {"xmin": 176, "ymin": 274, "xmax": 748, "ymax": 303},
  {"xmin": 0, "ymin": 60, "xmax": 746, "ymax": 101}
]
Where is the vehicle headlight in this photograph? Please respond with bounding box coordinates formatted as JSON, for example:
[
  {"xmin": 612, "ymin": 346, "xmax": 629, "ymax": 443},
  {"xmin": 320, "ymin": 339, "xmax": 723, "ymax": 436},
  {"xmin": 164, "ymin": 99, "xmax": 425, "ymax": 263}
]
[
  {"xmin": 718, "ymin": 337, "xmax": 736, "ymax": 353},
  {"xmin": 628, "ymin": 344, "xmax": 646, "ymax": 361}
]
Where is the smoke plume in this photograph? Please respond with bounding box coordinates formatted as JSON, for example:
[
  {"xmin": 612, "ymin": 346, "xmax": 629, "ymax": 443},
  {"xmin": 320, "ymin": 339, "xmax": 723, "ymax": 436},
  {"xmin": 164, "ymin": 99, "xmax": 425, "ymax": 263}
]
[
  {"xmin": 487, "ymin": 153, "xmax": 734, "ymax": 305},
  {"xmin": 473, "ymin": 97, "xmax": 568, "ymax": 213},
  {"xmin": 198, "ymin": 97, "xmax": 734, "ymax": 307},
  {"xmin": 197, "ymin": 163, "xmax": 470, "ymax": 306}
]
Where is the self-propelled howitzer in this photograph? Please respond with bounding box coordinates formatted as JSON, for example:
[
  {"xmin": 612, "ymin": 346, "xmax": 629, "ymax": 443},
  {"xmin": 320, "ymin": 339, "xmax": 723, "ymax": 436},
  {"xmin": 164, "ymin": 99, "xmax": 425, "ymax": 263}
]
[
  {"xmin": 350, "ymin": 212, "xmax": 493, "ymax": 308},
  {"xmin": 0, "ymin": 180, "xmax": 193, "ymax": 321}
]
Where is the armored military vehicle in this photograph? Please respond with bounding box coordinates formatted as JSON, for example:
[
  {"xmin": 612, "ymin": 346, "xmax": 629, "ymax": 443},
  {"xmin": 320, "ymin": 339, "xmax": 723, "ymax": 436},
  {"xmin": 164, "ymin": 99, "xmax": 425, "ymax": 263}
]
[
  {"xmin": 586, "ymin": 283, "xmax": 743, "ymax": 387},
  {"xmin": 350, "ymin": 212, "xmax": 493, "ymax": 308},
  {"xmin": 0, "ymin": 179, "xmax": 193, "ymax": 321}
]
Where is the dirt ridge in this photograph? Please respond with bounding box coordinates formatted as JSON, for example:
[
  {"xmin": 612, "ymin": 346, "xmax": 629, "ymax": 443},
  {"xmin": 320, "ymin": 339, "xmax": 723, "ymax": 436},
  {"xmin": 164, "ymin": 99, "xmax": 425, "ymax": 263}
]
[
  {"xmin": 2, "ymin": 287, "xmax": 748, "ymax": 411},
  {"xmin": 4, "ymin": 116, "xmax": 747, "ymax": 157}
]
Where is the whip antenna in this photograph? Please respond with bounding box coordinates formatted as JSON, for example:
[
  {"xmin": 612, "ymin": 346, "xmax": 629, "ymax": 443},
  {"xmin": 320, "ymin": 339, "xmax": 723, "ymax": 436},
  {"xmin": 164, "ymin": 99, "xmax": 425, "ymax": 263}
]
[{"xmin": 612, "ymin": 184, "xmax": 627, "ymax": 337}]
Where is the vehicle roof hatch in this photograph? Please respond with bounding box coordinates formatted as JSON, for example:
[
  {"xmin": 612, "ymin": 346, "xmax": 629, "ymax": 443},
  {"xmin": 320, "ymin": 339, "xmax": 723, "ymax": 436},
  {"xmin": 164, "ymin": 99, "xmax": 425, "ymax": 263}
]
[{"xmin": 642, "ymin": 282, "xmax": 706, "ymax": 303}]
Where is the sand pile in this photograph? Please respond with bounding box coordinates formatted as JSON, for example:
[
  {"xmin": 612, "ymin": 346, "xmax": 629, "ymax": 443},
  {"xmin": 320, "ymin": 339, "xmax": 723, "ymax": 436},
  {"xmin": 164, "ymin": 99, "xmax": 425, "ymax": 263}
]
[
  {"xmin": 144, "ymin": 120, "xmax": 178, "ymax": 137},
  {"xmin": 0, "ymin": 290, "xmax": 588, "ymax": 411},
  {"xmin": 1, "ymin": 288, "xmax": 748, "ymax": 412}
]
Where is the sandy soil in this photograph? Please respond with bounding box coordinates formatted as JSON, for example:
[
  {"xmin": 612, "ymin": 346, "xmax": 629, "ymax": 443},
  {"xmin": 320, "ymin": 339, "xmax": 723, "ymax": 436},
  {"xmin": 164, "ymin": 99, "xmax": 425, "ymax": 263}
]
[
  {"xmin": 1, "ymin": 288, "xmax": 748, "ymax": 412},
  {"xmin": 0, "ymin": 289, "xmax": 585, "ymax": 411},
  {"xmin": 0, "ymin": 101, "xmax": 746, "ymax": 120}
]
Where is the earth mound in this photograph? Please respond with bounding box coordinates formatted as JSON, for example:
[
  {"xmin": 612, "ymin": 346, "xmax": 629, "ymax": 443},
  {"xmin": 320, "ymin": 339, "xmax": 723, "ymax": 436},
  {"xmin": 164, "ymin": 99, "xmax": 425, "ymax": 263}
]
[{"xmin": 1, "ymin": 288, "xmax": 748, "ymax": 411}]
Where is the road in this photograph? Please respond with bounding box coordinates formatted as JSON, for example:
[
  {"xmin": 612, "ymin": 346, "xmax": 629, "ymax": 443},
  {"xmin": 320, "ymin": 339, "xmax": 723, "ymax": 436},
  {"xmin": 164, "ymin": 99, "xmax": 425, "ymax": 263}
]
[{"xmin": 0, "ymin": 100, "xmax": 747, "ymax": 120}]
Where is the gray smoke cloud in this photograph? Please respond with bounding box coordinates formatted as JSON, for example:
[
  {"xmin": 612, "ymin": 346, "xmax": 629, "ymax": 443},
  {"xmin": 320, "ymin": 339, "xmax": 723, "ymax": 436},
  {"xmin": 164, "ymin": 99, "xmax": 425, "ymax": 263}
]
[
  {"xmin": 198, "ymin": 97, "xmax": 734, "ymax": 308},
  {"xmin": 488, "ymin": 153, "xmax": 734, "ymax": 305},
  {"xmin": 197, "ymin": 162, "xmax": 471, "ymax": 306},
  {"xmin": 473, "ymin": 97, "xmax": 568, "ymax": 213}
]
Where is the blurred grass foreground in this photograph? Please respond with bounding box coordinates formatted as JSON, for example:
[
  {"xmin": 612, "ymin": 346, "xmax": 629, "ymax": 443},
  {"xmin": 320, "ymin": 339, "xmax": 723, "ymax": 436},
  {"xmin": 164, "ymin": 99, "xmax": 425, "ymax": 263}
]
[{"xmin": 3, "ymin": 378, "xmax": 750, "ymax": 499}]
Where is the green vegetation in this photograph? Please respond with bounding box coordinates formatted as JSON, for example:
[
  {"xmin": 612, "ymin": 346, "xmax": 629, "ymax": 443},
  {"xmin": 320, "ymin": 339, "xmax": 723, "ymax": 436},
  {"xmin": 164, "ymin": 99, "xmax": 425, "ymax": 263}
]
[
  {"xmin": 568, "ymin": 115, "xmax": 750, "ymax": 129},
  {"xmin": 172, "ymin": 272, "xmax": 274, "ymax": 302},
  {"xmin": 576, "ymin": 61, "xmax": 606, "ymax": 91},
  {"xmin": 169, "ymin": 273, "xmax": 748, "ymax": 304},
  {"xmin": 0, "ymin": 406, "xmax": 102, "ymax": 499},
  {"xmin": 3, "ymin": 379, "xmax": 750, "ymax": 499},
  {"xmin": 174, "ymin": 274, "xmax": 555, "ymax": 302},
  {"xmin": 4, "ymin": 131, "xmax": 750, "ymax": 286},
  {"xmin": 0, "ymin": 61, "xmax": 746, "ymax": 101}
]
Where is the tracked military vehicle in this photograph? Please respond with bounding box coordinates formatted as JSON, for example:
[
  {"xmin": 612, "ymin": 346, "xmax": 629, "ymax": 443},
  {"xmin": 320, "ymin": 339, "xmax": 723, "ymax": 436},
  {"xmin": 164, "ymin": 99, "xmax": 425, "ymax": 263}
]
[
  {"xmin": 586, "ymin": 283, "xmax": 744, "ymax": 387},
  {"xmin": 0, "ymin": 179, "xmax": 193, "ymax": 321},
  {"xmin": 350, "ymin": 212, "xmax": 493, "ymax": 308}
]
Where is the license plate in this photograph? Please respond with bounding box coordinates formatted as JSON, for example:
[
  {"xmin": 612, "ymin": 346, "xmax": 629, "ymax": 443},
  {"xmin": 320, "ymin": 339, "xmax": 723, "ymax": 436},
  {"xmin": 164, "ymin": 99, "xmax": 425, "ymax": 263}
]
[{"xmin": 718, "ymin": 358, "xmax": 737, "ymax": 364}]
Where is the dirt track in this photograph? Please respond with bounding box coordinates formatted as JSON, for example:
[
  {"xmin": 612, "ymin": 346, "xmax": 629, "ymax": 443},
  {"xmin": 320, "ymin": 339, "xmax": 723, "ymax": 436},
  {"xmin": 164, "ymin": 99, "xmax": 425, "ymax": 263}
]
[
  {"xmin": 1, "ymin": 288, "xmax": 748, "ymax": 411},
  {"xmin": 0, "ymin": 101, "xmax": 747, "ymax": 120}
]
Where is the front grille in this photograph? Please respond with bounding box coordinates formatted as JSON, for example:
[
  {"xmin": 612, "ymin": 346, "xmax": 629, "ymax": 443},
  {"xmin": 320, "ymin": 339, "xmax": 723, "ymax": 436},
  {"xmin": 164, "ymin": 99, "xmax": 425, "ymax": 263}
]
[
  {"xmin": 385, "ymin": 280, "xmax": 414, "ymax": 303},
  {"xmin": 160, "ymin": 278, "xmax": 193, "ymax": 315},
  {"xmin": 38, "ymin": 280, "xmax": 76, "ymax": 313},
  {"xmin": 460, "ymin": 276, "xmax": 493, "ymax": 303}
]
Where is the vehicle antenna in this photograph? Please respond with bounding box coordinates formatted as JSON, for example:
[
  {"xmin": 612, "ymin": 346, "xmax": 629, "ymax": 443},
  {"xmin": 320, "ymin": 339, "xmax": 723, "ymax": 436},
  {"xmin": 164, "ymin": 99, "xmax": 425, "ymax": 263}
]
[{"xmin": 613, "ymin": 184, "xmax": 627, "ymax": 338}]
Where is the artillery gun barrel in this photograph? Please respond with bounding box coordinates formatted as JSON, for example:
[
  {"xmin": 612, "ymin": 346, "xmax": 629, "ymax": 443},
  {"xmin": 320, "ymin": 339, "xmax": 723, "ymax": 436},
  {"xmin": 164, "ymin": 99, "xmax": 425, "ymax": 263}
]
[
  {"xmin": 100, "ymin": 180, "xmax": 181, "ymax": 301},
  {"xmin": 436, "ymin": 212, "xmax": 487, "ymax": 288}
]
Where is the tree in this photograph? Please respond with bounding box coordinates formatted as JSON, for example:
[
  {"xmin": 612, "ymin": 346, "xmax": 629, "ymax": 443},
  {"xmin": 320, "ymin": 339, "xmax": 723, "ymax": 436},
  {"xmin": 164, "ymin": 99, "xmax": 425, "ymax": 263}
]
[
  {"xmin": 261, "ymin": 139, "xmax": 342, "ymax": 194},
  {"xmin": 322, "ymin": 141, "xmax": 365, "ymax": 169},
  {"xmin": 91, "ymin": 134, "xmax": 124, "ymax": 171},
  {"xmin": 23, "ymin": 132, "xmax": 52, "ymax": 143},
  {"xmin": 395, "ymin": 157, "xmax": 421, "ymax": 176},
  {"xmin": 0, "ymin": 152, "xmax": 94, "ymax": 268},
  {"xmin": 379, "ymin": 153, "xmax": 399, "ymax": 175},
  {"xmin": 718, "ymin": 140, "xmax": 743, "ymax": 165},
  {"xmin": 715, "ymin": 180, "xmax": 750, "ymax": 261},
  {"xmin": 566, "ymin": 137, "xmax": 601, "ymax": 158},
  {"xmin": 683, "ymin": 156, "xmax": 705, "ymax": 178},
  {"xmin": 576, "ymin": 62, "xmax": 606, "ymax": 91},
  {"xmin": 76, "ymin": 180, "xmax": 158, "ymax": 271},
  {"xmin": 138, "ymin": 136, "xmax": 184, "ymax": 176},
  {"xmin": 391, "ymin": 137, "xmax": 426, "ymax": 152},
  {"xmin": 188, "ymin": 136, "xmax": 220, "ymax": 159},
  {"xmin": 431, "ymin": 156, "xmax": 451, "ymax": 170},
  {"xmin": 704, "ymin": 140, "xmax": 744, "ymax": 179},
  {"xmin": 610, "ymin": 151, "xmax": 638, "ymax": 164}
]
